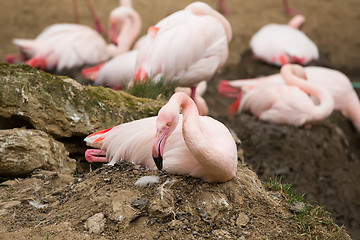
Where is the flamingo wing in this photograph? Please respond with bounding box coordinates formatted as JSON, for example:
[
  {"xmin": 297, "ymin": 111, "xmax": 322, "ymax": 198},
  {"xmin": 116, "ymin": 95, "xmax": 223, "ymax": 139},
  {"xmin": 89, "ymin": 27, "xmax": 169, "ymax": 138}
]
[
  {"xmin": 14, "ymin": 24, "xmax": 110, "ymax": 71},
  {"xmin": 136, "ymin": 12, "xmax": 228, "ymax": 87},
  {"xmin": 250, "ymin": 24, "xmax": 319, "ymax": 66}
]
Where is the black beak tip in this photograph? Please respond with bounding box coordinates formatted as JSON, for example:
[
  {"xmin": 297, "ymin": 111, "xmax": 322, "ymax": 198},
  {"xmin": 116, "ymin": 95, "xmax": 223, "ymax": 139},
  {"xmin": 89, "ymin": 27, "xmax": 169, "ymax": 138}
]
[{"xmin": 153, "ymin": 156, "xmax": 163, "ymax": 171}]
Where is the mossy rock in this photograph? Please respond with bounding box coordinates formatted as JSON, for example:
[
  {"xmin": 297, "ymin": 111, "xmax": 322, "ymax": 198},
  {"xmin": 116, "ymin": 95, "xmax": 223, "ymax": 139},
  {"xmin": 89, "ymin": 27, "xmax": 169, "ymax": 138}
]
[{"xmin": 0, "ymin": 64, "xmax": 166, "ymax": 138}]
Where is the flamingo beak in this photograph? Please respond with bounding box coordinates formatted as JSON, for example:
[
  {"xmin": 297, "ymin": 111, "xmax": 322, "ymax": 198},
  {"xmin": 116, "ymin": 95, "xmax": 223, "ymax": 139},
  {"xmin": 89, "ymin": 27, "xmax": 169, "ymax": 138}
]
[
  {"xmin": 218, "ymin": 80, "xmax": 241, "ymax": 98},
  {"xmin": 152, "ymin": 128, "xmax": 168, "ymax": 170}
]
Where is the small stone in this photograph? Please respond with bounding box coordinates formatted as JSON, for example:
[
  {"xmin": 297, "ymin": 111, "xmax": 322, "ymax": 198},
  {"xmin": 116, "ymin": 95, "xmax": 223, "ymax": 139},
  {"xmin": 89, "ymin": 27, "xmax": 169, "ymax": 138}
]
[
  {"xmin": 85, "ymin": 213, "xmax": 106, "ymax": 234},
  {"xmin": 290, "ymin": 202, "xmax": 305, "ymax": 213},
  {"xmin": 169, "ymin": 219, "xmax": 182, "ymax": 229},
  {"xmin": 132, "ymin": 198, "xmax": 148, "ymax": 210},
  {"xmin": 236, "ymin": 212, "xmax": 250, "ymax": 227}
]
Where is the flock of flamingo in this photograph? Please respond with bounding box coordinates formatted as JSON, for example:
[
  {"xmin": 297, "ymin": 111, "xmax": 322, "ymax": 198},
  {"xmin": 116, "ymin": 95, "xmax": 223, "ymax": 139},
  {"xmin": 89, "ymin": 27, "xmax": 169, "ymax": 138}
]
[{"xmin": 6, "ymin": 0, "xmax": 360, "ymax": 182}]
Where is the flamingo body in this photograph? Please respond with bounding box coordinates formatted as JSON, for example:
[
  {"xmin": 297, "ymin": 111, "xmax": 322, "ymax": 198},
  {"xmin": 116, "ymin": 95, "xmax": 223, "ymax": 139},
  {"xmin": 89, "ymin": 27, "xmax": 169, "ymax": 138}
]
[
  {"xmin": 239, "ymin": 84, "xmax": 331, "ymax": 126},
  {"xmin": 14, "ymin": 24, "xmax": 112, "ymax": 71},
  {"xmin": 219, "ymin": 65, "xmax": 334, "ymax": 127},
  {"xmin": 13, "ymin": 6, "xmax": 141, "ymax": 71},
  {"xmin": 219, "ymin": 65, "xmax": 360, "ymax": 131},
  {"xmin": 82, "ymin": 50, "xmax": 139, "ymax": 89},
  {"xmin": 135, "ymin": 2, "xmax": 231, "ymax": 89},
  {"xmin": 85, "ymin": 92, "xmax": 237, "ymax": 182},
  {"xmin": 250, "ymin": 22, "xmax": 319, "ymax": 66}
]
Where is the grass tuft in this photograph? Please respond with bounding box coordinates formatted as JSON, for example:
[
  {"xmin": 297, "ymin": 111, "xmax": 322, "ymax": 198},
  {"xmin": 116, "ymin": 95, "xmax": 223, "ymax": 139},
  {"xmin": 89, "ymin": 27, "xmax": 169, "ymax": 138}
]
[
  {"xmin": 125, "ymin": 78, "xmax": 178, "ymax": 100},
  {"xmin": 266, "ymin": 177, "xmax": 348, "ymax": 239}
]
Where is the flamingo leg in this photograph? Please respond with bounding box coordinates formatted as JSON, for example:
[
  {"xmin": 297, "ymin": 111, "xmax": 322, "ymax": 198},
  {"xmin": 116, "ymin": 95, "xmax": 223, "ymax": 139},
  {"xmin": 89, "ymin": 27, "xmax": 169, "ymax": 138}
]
[
  {"xmin": 72, "ymin": 0, "xmax": 80, "ymax": 23},
  {"xmin": 190, "ymin": 86, "xmax": 197, "ymax": 101},
  {"xmin": 84, "ymin": 0, "xmax": 107, "ymax": 37},
  {"xmin": 283, "ymin": 0, "xmax": 299, "ymax": 16},
  {"xmin": 218, "ymin": 0, "xmax": 230, "ymax": 15}
]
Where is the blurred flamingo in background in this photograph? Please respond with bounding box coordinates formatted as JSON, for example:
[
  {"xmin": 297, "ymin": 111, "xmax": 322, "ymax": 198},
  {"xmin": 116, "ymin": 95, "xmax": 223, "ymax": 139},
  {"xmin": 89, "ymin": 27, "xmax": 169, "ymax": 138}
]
[
  {"xmin": 219, "ymin": 65, "xmax": 360, "ymax": 131},
  {"xmin": 8, "ymin": 0, "xmax": 141, "ymax": 72},
  {"xmin": 134, "ymin": 2, "xmax": 232, "ymax": 103},
  {"xmin": 250, "ymin": 14, "xmax": 318, "ymax": 66},
  {"xmin": 82, "ymin": 49, "xmax": 139, "ymax": 89},
  {"xmin": 175, "ymin": 81, "xmax": 209, "ymax": 116},
  {"xmin": 84, "ymin": 92, "xmax": 238, "ymax": 183},
  {"xmin": 81, "ymin": 35, "xmax": 146, "ymax": 90},
  {"xmin": 218, "ymin": 64, "xmax": 334, "ymax": 127}
]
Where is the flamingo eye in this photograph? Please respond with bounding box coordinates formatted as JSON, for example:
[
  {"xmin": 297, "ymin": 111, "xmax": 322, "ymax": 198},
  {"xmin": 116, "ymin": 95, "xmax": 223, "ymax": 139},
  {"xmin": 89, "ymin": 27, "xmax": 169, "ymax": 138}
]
[{"xmin": 167, "ymin": 122, "xmax": 172, "ymax": 126}]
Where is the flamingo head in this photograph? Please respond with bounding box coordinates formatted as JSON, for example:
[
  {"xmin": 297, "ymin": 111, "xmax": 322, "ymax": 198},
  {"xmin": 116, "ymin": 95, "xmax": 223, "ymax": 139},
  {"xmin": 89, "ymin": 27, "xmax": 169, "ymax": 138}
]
[
  {"xmin": 108, "ymin": 6, "xmax": 132, "ymax": 45},
  {"xmin": 152, "ymin": 100, "xmax": 180, "ymax": 170},
  {"xmin": 108, "ymin": 19, "xmax": 121, "ymax": 45}
]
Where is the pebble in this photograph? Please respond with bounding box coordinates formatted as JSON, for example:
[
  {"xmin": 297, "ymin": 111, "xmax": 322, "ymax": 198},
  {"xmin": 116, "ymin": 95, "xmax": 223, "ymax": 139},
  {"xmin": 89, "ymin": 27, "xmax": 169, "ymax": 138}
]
[
  {"xmin": 85, "ymin": 213, "xmax": 106, "ymax": 234},
  {"xmin": 236, "ymin": 212, "xmax": 250, "ymax": 227}
]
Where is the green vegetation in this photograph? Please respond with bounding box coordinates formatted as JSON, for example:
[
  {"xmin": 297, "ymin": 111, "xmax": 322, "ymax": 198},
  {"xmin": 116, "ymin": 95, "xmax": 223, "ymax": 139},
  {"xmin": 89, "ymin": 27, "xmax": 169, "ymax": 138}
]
[
  {"xmin": 266, "ymin": 177, "xmax": 347, "ymax": 239},
  {"xmin": 125, "ymin": 78, "xmax": 178, "ymax": 100}
]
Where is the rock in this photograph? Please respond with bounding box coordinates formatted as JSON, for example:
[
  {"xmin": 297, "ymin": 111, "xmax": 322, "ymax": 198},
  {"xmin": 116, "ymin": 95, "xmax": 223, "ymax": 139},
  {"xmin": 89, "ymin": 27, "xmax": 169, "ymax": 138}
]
[
  {"xmin": 0, "ymin": 64, "xmax": 165, "ymax": 138},
  {"xmin": 84, "ymin": 213, "xmax": 106, "ymax": 234},
  {"xmin": 0, "ymin": 128, "xmax": 76, "ymax": 177},
  {"xmin": 290, "ymin": 201, "xmax": 306, "ymax": 213},
  {"xmin": 236, "ymin": 212, "xmax": 250, "ymax": 227},
  {"xmin": 109, "ymin": 190, "xmax": 138, "ymax": 224}
]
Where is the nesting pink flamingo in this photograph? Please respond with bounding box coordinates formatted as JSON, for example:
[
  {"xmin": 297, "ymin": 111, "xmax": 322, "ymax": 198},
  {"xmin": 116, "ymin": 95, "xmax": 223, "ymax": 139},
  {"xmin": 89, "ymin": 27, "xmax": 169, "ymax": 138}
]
[
  {"xmin": 84, "ymin": 92, "xmax": 237, "ymax": 182},
  {"xmin": 82, "ymin": 50, "xmax": 139, "ymax": 90},
  {"xmin": 134, "ymin": 2, "xmax": 232, "ymax": 102},
  {"xmin": 7, "ymin": 0, "xmax": 107, "ymax": 64},
  {"xmin": 250, "ymin": 14, "xmax": 318, "ymax": 66},
  {"xmin": 218, "ymin": 64, "xmax": 334, "ymax": 127},
  {"xmin": 219, "ymin": 64, "xmax": 360, "ymax": 131},
  {"xmin": 10, "ymin": 1, "xmax": 141, "ymax": 72}
]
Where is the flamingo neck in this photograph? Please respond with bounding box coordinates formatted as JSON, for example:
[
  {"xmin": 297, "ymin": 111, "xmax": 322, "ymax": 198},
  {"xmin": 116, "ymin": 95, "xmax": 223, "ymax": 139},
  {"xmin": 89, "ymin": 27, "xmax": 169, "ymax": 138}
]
[
  {"xmin": 281, "ymin": 64, "xmax": 334, "ymax": 120},
  {"xmin": 287, "ymin": 14, "xmax": 306, "ymax": 29},
  {"xmin": 171, "ymin": 92, "xmax": 229, "ymax": 181},
  {"xmin": 116, "ymin": 9, "xmax": 141, "ymax": 53},
  {"xmin": 120, "ymin": 0, "xmax": 132, "ymax": 7}
]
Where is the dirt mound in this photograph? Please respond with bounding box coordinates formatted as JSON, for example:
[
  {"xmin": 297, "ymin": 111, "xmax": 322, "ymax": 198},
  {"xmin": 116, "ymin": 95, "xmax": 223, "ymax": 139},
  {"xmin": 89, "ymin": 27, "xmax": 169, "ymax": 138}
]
[{"xmin": 0, "ymin": 160, "xmax": 349, "ymax": 239}]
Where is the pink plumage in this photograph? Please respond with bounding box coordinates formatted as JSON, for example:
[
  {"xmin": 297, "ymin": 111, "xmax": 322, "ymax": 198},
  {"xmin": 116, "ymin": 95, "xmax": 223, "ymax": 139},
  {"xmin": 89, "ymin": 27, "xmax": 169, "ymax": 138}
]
[
  {"xmin": 12, "ymin": 5, "xmax": 141, "ymax": 71},
  {"xmin": 219, "ymin": 64, "xmax": 334, "ymax": 127},
  {"xmin": 82, "ymin": 50, "xmax": 139, "ymax": 89},
  {"xmin": 134, "ymin": 2, "xmax": 232, "ymax": 98},
  {"xmin": 84, "ymin": 92, "xmax": 238, "ymax": 183},
  {"xmin": 250, "ymin": 15, "xmax": 319, "ymax": 66},
  {"xmin": 219, "ymin": 64, "xmax": 360, "ymax": 131}
]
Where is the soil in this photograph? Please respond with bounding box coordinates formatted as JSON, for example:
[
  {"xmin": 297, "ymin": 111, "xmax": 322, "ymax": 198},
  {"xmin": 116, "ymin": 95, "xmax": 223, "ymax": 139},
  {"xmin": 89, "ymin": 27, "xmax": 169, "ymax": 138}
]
[{"xmin": 1, "ymin": 0, "xmax": 360, "ymax": 239}]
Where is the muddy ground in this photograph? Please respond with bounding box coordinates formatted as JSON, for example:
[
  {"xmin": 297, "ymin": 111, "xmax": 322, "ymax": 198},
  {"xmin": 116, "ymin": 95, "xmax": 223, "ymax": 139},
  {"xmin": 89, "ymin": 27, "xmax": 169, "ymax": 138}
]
[{"xmin": 1, "ymin": 0, "xmax": 360, "ymax": 239}]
